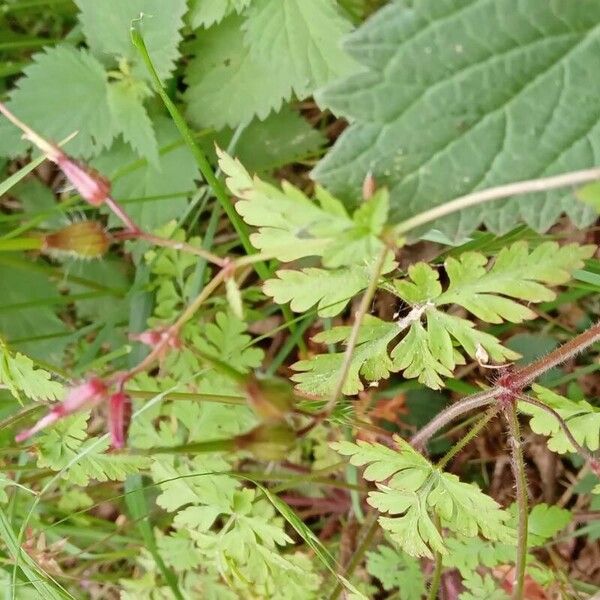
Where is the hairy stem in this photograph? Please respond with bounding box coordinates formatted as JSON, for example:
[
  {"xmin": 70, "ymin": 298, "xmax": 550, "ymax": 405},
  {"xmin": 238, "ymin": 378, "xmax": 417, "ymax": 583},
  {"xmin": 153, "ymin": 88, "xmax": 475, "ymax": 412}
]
[
  {"xmin": 510, "ymin": 320, "xmax": 600, "ymax": 390},
  {"xmin": 436, "ymin": 406, "xmax": 498, "ymax": 470},
  {"xmin": 410, "ymin": 387, "xmax": 500, "ymax": 449},
  {"xmin": 505, "ymin": 404, "xmax": 528, "ymax": 600},
  {"xmin": 426, "ymin": 518, "xmax": 444, "ymax": 600},
  {"xmin": 394, "ymin": 166, "xmax": 600, "ymax": 236}
]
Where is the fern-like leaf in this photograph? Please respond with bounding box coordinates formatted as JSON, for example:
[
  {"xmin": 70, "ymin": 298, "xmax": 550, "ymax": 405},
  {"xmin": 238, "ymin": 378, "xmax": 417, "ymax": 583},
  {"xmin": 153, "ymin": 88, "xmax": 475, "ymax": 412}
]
[
  {"xmin": 0, "ymin": 339, "xmax": 63, "ymax": 402},
  {"xmin": 520, "ymin": 385, "xmax": 600, "ymax": 453},
  {"xmin": 333, "ymin": 436, "xmax": 514, "ymax": 558}
]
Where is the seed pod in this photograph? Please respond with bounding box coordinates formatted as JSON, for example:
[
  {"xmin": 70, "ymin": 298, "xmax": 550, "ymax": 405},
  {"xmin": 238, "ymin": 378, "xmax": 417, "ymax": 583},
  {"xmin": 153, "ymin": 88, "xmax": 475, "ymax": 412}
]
[
  {"xmin": 244, "ymin": 375, "xmax": 295, "ymax": 422},
  {"xmin": 42, "ymin": 221, "xmax": 110, "ymax": 259},
  {"xmin": 235, "ymin": 422, "xmax": 296, "ymax": 461}
]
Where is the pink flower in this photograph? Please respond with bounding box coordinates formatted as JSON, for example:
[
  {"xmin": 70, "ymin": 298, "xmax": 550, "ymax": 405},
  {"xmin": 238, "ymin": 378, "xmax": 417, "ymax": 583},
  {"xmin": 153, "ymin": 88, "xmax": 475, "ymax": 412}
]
[
  {"xmin": 108, "ymin": 392, "xmax": 131, "ymax": 449},
  {"xmin": 16, "ymin": 378, "xmax": 107, "ymax": 443}
]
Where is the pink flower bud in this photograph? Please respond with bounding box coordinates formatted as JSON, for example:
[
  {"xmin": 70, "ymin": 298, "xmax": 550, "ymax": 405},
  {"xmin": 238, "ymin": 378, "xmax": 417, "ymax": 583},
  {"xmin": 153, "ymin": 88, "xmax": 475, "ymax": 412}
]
[
  {"xmin": 16, "ymin": 378, "xmax": 106, "ymax": 443},
  {"xmin": 55, "ymin": 156, "xmax": 111, "ymax": 207},
  {"xmin": 108, "ymin": 392, "xmax": 131, "ymax": 449}
]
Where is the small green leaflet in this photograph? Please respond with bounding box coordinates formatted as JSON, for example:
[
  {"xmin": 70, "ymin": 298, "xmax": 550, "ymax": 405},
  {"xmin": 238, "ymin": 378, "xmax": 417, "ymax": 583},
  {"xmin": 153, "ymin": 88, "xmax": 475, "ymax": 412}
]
[
  {"xmin": 459, "ymin": 573, "xmax": 509, "ymax": 600},
  {"xmin": 520, "ymin": 385, "xmax": 600, "ymax": 453},
  {"xmin": 219, "ymin": 148, "xmax": 390, "ymax": 267},
  {"xmin": 36, "ymin": 413, "xmax": 149, "ymax": 486},
  {"xmin": 293, "ymin": 242, "xmax": 591, "ymax": 393},
  {"xmin": 0, "ymin": 339, "xmax": 63, "ymax": 403},
  {"xmin": 313, "ymin": 0, "xmax": 600, "ymax": 239},
  {"xmin": 443, "ymin": 503, "xmax": 572, "ymax": 576},
  {"xmin": 333, "ymin": 436, "xmax": 514, "ymax": 558},
  {"xmin": 366, "ymin": 545, "xmax": 424, "ymax": 598}
]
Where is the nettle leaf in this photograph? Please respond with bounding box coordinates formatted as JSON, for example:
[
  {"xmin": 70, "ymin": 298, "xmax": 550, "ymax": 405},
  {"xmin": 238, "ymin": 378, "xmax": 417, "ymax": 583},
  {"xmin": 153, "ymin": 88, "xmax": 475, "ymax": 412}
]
[
  {"xmin": 76, "ymin": 0, "xmax": 187, "ymax": 80},
  {"xmin": 205, "ymin": 105, "xmax": 327, "ymax": 173},
  {"xmin": 0, "ymin": 46, "xmax": 115, "ymax": 158},
  {"xmin": 185, "ymin": 0, "xmax": 357, "ymax": 128},
  {"xmin": 0, "ymin": 339, "xmax": 64, "ymax": 403},
  {"xmin": 185, "ymin": 14, "xmax": 292, "ymax": 129},
  {"xmin": 313, "ymin": 0, "xmax": 600, "ymax": 240},
  {"xmin": 242, "ymin": 0, "xmax": 358, "ymax": 98},
  {"xmin": 188, "ymin": 0, "xmax": 252, "ymax": 29},
  {"xmin": 366, "ymin": 545, "xmax": 424, "ymax": 598},
  {"xmin": 333, "ymin": 436, "xmax": 513, "ymax": 558},
  {"xmin": 106, "ymin": 78, "xmax": 158, "ymax": 167},
  {"xmin": 36, "ymin": 412, "xmax": 149, "ymax": 486},
  {"xmin": 520, "ymin": 385, "xmax": 600, "ymax": 453}
]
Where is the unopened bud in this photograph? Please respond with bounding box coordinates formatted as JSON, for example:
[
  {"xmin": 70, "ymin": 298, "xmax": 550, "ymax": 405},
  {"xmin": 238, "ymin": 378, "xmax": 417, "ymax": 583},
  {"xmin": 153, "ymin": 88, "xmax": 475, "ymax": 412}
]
[
  {"xmin": 108, "ymin": 392, "xmax": 131, "ymax": 449},
  {"xmin": 16, "ymin": 377, "xmax": 106, "ymax": 443},
  {"xmin": 56, "ymin": 156, "xmax": 111, "ymax": 206},
  {"xmin": 362, "ymin": 171, "xmax": 376, "ymax": 200},
  {"xmin": 245, "ymin": 376, "xmax": 295, "ymax": 422},
  {"xmin": 42, "ymin": 221, "xmax": 110, "ymax": 259},
  {"xmin": 235, "ymin": 422, "xmax": 296, "ymax": 461}
]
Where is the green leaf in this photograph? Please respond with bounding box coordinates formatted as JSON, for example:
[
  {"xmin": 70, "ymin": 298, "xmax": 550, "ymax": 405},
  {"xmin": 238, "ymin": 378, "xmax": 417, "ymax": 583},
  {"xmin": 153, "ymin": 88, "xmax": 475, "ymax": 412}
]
[
  {"xmin": 185, "ymin": 0, "xmax": 358, "ymax": 129},
  {"xmin": 207, "ymin": 105, "xmax": 326, "ymax": 173},
  {"xmin": 36, "ymin": 412, "xmax": 149, "ymax": 486},
  {"xmin": 0, "ymin": 257, "xmax": 70, "ymax": 361},
  {"xmin": 219, "ymin": 150, "xmax": 352, "ymax": 260},
  {"xmin": 292, "ymin": 315, "xmax": 399, "ymax": 395},
  {"xmin": 242, "ymin": 0, "xmax": 357, "ymax": 98},
  {"xmin": 333, "ymin": 436, "xmax": 513, "ymax": 558},
  {"xmin": 0, "ymin": 338, "xmax": 64, "ymax": 403},
  {"xmin": 265, "ymin": 262, "xmax": 392, "ymax": 318},
  {"xmin": 527, "ymin": 503, "xmax": 572, "ymax": 545},
  {"xmin": 520, "ymin": 385, "xmax": 600, "ymax": 453},
  {"xmin": 107, "ymin": 78, "xmax": 159, "ymax": 167},
  {"xmin": 185, "ymin": 14, "xmax": 292, "ymax": 129},
  {"xmin": 0, "ymin": 46, "xmax": 115, "ymax": 158},
  {"xmin": 188, "ymin": 0, "xmax": 252, "ymax": 28},
  {"xmin": 313, "ymin": 0, "xmax": 600, "ymax": 239},
  {"xmin": 435, "ymin": 242, "xmax": 595, "ymax": 322},
  {"xmin": 92, "ymin": 117, "xmax": 199, "ymax": 229},
  {"xmin": 366, "ymin": 545, "xmax": 425, "ymax": 597},
  {"xmin": 76, "ymin": 0, "xmax": 188, "ymax": 80},
  {"xmin": 459, "ymin": 573, "xmax": 508, "ymax": 600},
  {"xmin": 220, "ymin": 150, "xmax": 389, "ymax": 265}
]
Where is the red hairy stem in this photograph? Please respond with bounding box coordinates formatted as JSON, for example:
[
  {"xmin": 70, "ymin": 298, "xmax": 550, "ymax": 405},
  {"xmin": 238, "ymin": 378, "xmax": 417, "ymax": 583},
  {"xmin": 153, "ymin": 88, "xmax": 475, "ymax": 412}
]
[{"xmin": 508, "ymin": 320, "xmax": 600, "ymax": 390}]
